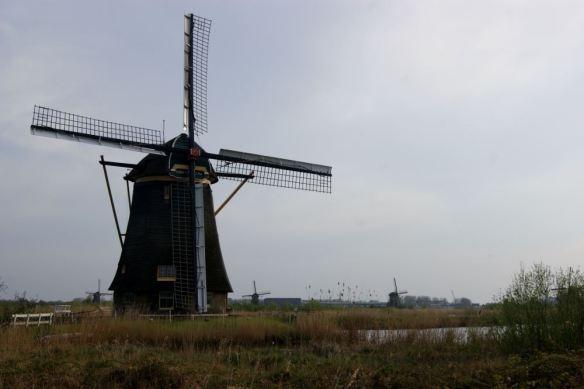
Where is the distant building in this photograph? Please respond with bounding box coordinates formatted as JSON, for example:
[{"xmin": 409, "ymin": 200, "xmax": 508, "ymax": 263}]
[{"xmin": 263, "ymin": 298, "xmax": 302, "ymax": 307}]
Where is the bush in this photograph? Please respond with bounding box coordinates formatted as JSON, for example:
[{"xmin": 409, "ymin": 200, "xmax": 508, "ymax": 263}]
[
  {"xmin": 499, "ymin": 263, "xmax": 584, "ymax": 353},
  {"xmin": 0, "ymin": 296, "xmax": 38, "ymax": 324}
]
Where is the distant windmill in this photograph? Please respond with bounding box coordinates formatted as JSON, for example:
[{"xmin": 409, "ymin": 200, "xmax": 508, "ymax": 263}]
[
  {"xmin": 86, "ymin": 279, "xmax": 112, "ymax": 304},
  {"xmin": 387, "ymin": 278, "xmax": 407, "ymax": 308},
  {"xmin": 242, "ymin": 281, "xmax": 270, "ymax": 305}
]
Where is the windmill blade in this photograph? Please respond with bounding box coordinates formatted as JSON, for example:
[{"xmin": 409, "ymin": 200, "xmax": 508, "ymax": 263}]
[
  {"xmin": 242, "ymin": 294, "xmax": 253, "ymax": 298},
  {"xmin": 182, "ymin": 13, "xmax": 211, "ymax": 313},
  {"xmin": 257, "ymin": 291, "xmax": 271, "ymax": 296},
  {"xmin": 183, "ymin": 14, "xmax": 211, "ymax": 136},
  {"xmin": 31, "ymin": 106, "xmax": 165, "ymax": 155},
  {"xmin": 209, "ymin": 149, "xmax": 332, "ymax": 193}
]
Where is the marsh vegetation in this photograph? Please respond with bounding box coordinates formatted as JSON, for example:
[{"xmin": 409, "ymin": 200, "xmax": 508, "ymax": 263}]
[{"xmin": 2, "ymin": 264, "xmax": 584, "ymax": 387}]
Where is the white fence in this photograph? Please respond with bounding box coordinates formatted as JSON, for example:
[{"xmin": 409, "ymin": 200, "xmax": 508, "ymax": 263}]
[
  {"xmin": 12, "ymin": 313, "xmax": 54, "ymax": 327},
  {"xmin": 54, "ymin": 305, "xmax": 71, "ymax": 316}
]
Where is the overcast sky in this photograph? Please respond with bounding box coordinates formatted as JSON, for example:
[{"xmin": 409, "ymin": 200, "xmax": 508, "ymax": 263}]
[{"xmin": 2, "ymin": 1, "xmax": 584, "ymax": 303}]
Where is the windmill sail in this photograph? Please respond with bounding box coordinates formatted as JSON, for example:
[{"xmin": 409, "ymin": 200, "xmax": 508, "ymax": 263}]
[
  {"xmin": 183, "ymin": 14, "xmax": 211, "ymax": 136},
  {"xmin": 183, "ymin": 13, "xmax": 211, "ymax": 313},
  {"xmin": 31, "ymin": 106, "xmax": 165, "ymax": 154},
  {"xmin": 210, "ymin": 149, "xmax": 332, "ymax": 193}
]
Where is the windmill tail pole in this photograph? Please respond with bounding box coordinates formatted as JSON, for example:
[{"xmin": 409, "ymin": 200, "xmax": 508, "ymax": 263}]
[
  {"xmin": 214, "ymin": 171, "xmax": 254, "ymax": 216},
  {"xmin": 100, "ymin": 155, "xmax": 124, "ymax": 248}
]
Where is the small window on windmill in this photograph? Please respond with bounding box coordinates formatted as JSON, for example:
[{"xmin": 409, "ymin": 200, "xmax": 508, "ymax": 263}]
[
  {"xmin": 164, "ymin": 185, "xmax": 170, "ymax": 201},
  {"xmin": 121, "ymin": 264, "xmax": 126, "ymax": 274},
  {"xmin": 159, "ymin": 291, "xmax": 173, "ymax": 310},
  {"xmin": 157, "ymin": 265, "xmax": 176, "ymax": 281}
]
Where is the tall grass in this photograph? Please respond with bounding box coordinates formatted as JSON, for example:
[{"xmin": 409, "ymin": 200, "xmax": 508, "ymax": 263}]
[
  {"xmin": 2, "ymin": 305, "xmax": 583, "ymax": 387},
  {"xmin": 332, "ymin": 307, "xmax": 496, "ymax": 330},
  {"xmin": 0, "ymin": 307, "xmax": 490, "ymax": 354},
  {"xmin": 0, "ymin": 312, "xmax": 500, "ymax": 387}
]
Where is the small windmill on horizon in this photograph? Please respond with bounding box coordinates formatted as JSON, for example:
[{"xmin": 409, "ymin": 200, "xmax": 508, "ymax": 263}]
[
  {"xmin": 242, "ymin": 281, "xmax": 270, "ymax": 305},
  {"xmin": 86, "ymin": 279, "xmax": 112, "ymax": 305},
  {"xmin": 387, "ymin": 278, "xmax": 407, "ymax": 308}
]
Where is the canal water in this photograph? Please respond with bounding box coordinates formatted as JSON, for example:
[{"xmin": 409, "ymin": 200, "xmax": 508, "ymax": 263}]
[{"xmin": 361, "ymin": 326, "xmax": 503, "ymax": 344}]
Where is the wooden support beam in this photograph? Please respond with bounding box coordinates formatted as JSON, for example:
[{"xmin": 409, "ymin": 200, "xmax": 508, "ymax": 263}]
[
  {"xmin": 214, "ymin": 171, "xmax": 254, "ymax": 216},
  {"xmin": 100, "ymin": 155, "xmax": 124, "ymax": 248}
]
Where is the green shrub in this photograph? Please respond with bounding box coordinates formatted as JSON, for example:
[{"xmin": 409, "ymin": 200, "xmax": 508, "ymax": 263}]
[
  {"xmin": 0, "ymin": 298, "xmax": 37, "ymax": 324},
  {"xmin": 499, "ymin": 263, "xmax": 584, "ymax": 353}
]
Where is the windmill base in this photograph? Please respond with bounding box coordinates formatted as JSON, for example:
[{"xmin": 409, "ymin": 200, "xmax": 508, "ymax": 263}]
[
  {"xmin": 207, "ymin": 292, "xmax": 228, "ymax": 314},
  {"xmin": 112, "ymin": 291, "xmax": 229, "ymax": 314}
]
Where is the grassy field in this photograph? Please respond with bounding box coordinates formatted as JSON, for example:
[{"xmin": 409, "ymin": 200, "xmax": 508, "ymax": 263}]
[
  {"xmin": 1, "ymin": 307, "xmax": 583, "ymax": 388},
  {"xmin": 3, "ymin": 265, "xmax": 584, "ymax": 387}
]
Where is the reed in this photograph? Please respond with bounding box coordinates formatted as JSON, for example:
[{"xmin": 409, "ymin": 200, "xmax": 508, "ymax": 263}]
[
  {"xmin": 4, "ymin": 285, "xmax": 584, "ymax": 388},
  {"xmin": 0, "ymin": 307, "xmax": 582, "ymax": 387},
  {"xmin": 330, "ymin": 307, "xmax": 497, "ymax": 330}
]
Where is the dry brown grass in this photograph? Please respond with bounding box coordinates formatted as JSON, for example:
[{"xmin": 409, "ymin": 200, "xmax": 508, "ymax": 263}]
[
  {"xmin": 337, "ymin": 307, "xmax": 498, "ymax": 329},
  {"xmin": 2, "ymin": 307, "xmax": 578, "ymax": 388},
  {"xmin": 1, "ymin": 307, "xmax": 495, "ymax": 354}
]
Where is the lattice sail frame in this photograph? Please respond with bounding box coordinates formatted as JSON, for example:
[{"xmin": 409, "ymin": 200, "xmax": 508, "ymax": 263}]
[
  {"xmin": 31, "ymin": 106, "xmax": 163, "ymax": 154},
  {"xmin": 183, "ymin": 14, "xmax": 211, "ymax": 136},
  {"xmin": 211, "ymin": 149, "xmax": 332, "ymax": 193}
]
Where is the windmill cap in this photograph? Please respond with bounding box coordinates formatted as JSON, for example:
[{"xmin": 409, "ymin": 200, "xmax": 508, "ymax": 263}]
[{"xmin": 125, "ymin": 133, "xmax": 218, "ymax": 183}]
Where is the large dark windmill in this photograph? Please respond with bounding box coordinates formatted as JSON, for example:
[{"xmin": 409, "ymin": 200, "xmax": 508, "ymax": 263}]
[
  {"xmin": 242, "ymin": 281, "xmax": 271, "ymax": 305},
  {"xmin": 29, "ymin": 14, "xmax": 332, "ymax": 314}
]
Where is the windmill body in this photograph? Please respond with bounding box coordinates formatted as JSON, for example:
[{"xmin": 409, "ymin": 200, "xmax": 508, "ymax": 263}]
[
  {"xmin": 109, "ymin": 134, "xmax": 232, "ymax": 312},
  {"xmin": 29, "ymin": 14, "xmax": 332, "ymax": 314}
]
